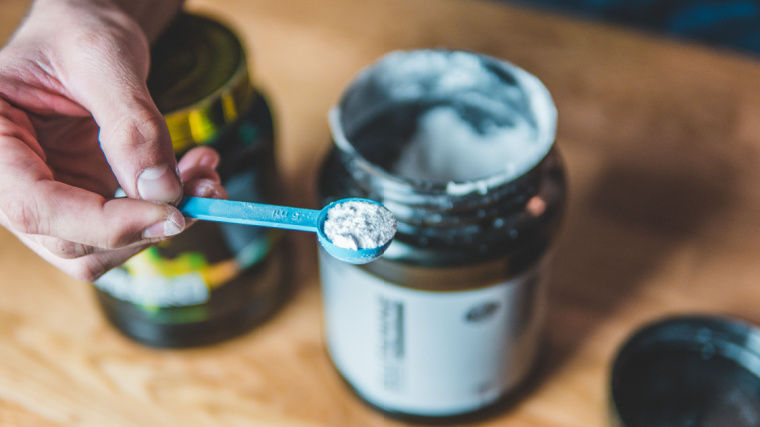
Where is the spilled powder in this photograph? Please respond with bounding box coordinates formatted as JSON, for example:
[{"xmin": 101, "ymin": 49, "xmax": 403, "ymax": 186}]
[{"xmin": 323, "ymin": 200, "xmax": 396, "ymax": 250}]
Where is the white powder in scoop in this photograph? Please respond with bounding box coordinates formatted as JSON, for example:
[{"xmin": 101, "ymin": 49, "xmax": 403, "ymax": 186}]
[{"xmin": 323, "ymin": 200, "xmax": 397, "ymax": 250}]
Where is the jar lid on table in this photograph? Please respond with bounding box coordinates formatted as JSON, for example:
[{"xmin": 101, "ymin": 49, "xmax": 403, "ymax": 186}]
[
  {"xmin": 610, "ymin": 314, "xmax": 760, "ymax": 427},
  {"xmin": 147, "ymin": 12, "xmax": 254, "ymax": 153}
]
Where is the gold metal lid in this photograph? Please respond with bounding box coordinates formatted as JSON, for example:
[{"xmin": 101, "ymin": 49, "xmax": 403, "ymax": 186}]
[{"xmin": 148, "ymin": 13, "xmax": 253, "ymax": 154}]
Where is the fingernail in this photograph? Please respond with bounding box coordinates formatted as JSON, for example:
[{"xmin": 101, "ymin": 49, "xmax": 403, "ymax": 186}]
[
  {"xmin": 143, "ymin": 215, "xmax": 184, "ymax": 239},
  {"xmin": 193, "ymin": 179, "xmax": 225, "ymax": 199},
  {"xmin": 137, "ymin": 165, "xmax": 182, "ymax": 203},
  {"xmin": 199, "ymin": 153, "xmax": 219, "ymax": 168}
]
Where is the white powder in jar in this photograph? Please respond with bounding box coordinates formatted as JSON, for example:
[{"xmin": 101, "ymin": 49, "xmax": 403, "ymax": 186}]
[
  {"xmin": 393, "ymin": 106, "xmax": 541, "ymax": 182},
  {"xmin": 323, "ymin": 200, "xmax": 397, "ymax": 250}
]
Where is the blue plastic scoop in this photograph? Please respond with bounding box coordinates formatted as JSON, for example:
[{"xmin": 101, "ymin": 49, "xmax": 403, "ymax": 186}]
[{"xmin": 177, "ymin": 197, "xmax": 394, "ymax": 264}]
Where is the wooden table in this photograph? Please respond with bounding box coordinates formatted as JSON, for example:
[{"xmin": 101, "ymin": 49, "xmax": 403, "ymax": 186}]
[{"xmin": 3, "ymin": 0, "xmax": 760, "ymax": 425}]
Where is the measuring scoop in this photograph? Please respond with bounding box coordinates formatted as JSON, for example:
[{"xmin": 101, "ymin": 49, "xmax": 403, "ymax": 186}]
[{"xmin": 177, "ymin": 197, "xmax": 394, "ymax": 264}]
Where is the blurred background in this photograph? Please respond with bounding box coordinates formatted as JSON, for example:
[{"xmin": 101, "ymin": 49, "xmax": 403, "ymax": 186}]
[{"xmin": 506, "ymin": 0, "xmax": 760, "ymax": 55}]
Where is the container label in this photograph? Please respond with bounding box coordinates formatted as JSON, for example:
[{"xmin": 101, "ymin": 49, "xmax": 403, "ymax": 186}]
[
  {"xmin": 94, "ymin": 267, "xmax": 209, "ymax": 308},
  {"xmin": 95, "ymin": 169, "xmax": 272, "ymax": 309},
  {"xmin": 319, "ymin": 255, "xmax": 546, "ymax": 417}
]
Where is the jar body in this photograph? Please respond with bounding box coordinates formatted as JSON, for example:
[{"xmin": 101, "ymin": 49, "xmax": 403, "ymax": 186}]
[
  {"xmin": 319, "ymin": 149, "xmax": 564, "ymax": 420},
  {"xmin": 317, "ymin": 49, "xmax": 566, "ymax": 420}
]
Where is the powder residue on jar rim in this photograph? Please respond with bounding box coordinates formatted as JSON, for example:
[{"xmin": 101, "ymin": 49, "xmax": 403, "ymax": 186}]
[{"xmin": 323, "ymin": 200, "xmax": 397, "ymax": 250}]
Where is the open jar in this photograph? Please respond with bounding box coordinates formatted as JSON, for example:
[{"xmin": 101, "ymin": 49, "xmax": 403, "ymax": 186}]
[{"xmin": 317, "ymin": 50, "xmax": 566, "ymax": 421}]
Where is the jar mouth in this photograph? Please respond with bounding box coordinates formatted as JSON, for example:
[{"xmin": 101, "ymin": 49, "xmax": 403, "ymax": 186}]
[{"xmin": 329, "ymin": 49, "xmax": 557, "ymax": 199}]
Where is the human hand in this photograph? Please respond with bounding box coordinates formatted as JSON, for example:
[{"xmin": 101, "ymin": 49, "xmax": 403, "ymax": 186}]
[{"xmin": 0, "ymin": 0, "xmax": 224, "ymax": 281}]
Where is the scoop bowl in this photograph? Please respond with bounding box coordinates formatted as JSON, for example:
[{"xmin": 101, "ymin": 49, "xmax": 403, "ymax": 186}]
[{"xmin": 316, "ymin": 198, "xmax": 394, "ymax": 264}]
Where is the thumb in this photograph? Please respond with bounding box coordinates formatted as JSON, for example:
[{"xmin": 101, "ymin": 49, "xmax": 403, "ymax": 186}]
[{"xmin": 63, "ymin": 16, "xmax": 182, "ymax": 204}]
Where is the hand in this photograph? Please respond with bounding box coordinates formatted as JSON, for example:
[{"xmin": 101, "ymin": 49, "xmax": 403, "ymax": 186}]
[{"xmin": 0, "ymin": 0, "xmax": 224, "ymax": 281}]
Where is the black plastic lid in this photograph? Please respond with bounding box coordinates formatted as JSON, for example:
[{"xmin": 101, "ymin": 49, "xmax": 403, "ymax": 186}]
[{"xmin": 610, "ymin": 315, "xmax": 760, "ymax": 427}]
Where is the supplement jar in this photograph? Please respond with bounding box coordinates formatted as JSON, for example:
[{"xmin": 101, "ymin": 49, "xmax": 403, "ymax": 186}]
[
  {"xmin": 317, "ymin": 50, "xmax": 566, "ymax": 420},
  {"xmin": 94, "ymin": 13, "xmax": 287, "ymax": 347}
]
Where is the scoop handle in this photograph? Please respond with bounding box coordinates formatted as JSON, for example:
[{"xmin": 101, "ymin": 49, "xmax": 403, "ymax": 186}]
[{"xmin": 178, "ymin": 197, "xmax": 321, "ymax": 232}]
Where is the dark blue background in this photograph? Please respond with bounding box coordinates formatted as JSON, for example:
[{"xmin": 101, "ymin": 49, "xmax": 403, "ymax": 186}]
[{"xmin": 508, "ymin": 0, "xmax": 760, "ymax": 55}]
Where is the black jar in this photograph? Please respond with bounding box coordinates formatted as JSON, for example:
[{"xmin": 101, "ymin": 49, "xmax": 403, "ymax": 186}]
[
  {"xmin": 93, "ymin": 13, "xmax": 286, "ymax": 348},
  {"xmin": 318, "ymin": 50, "xmax": 566, "ymax": 421}
]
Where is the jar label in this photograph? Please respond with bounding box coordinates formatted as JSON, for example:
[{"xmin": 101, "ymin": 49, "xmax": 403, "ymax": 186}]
[
  {"xmin": 95, "ymin": 169, "xmax": 273, "ymax": 310},
  {"xmin": 319, "ymin": 254, "xmax": 546, "ymax": 417}
]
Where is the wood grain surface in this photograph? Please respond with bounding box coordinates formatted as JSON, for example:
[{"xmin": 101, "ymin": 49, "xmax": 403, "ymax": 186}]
[{"xmin": 3, "ymin": 0, "xmax": 760, "ymax": 425}]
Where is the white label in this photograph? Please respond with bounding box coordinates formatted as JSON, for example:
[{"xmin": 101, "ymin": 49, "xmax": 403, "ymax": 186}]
[
  {"xmin": 95, "ymin": 268, "xmax": 209, "ymax": 307},
  {"xmin": 319, "ymin": 255, "xmax": 546, "ymax": 417}
]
